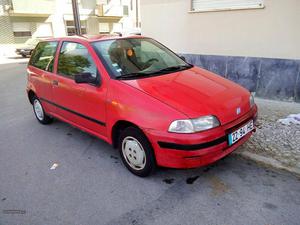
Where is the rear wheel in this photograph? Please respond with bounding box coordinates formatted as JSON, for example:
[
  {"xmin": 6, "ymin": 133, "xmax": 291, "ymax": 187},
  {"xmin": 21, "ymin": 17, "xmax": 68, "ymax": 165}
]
[
  {"xmin": 118, "ymin": 127, "xmax": 156, "ymax": 177},
  {"xmin": 32, "ymin": 96, "xmax": 53, "ymax": 125}
]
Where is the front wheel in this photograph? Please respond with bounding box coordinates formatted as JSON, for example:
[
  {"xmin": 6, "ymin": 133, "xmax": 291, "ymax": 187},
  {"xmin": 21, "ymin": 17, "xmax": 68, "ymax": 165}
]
[
  {"xmin": 118, "ymin": 127, "xmax": 156, "ymax": 177},
  {"xmin": 32, "ymin": 96, "xmax": 53, "ymax": 125}
]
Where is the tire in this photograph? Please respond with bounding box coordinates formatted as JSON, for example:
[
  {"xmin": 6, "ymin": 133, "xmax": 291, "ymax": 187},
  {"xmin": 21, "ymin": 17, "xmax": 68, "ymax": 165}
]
[
  {"xmin": 21, "ymin": 54, "xmax": 27, "ymax": 58},
  {"xmin": 32, "ymin": 96, "xmax": 53, "ymax": 125},
  {"xmin": 118, "ymin": 127, "xmax": 156, "ymax": 177}
]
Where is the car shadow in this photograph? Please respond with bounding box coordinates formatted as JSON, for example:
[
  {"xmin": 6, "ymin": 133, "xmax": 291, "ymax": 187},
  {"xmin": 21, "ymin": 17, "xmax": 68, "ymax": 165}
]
[
  {"xmin": 49, "ymin": 118, "xmax": 243, "ymax": 179},
  {"xmin": 7, "ymin": 56, "xmax": 27, "ymax": 59},
  {"xmin": 47, "ymin": 117, "xmax": 296, "ymax": 191}
]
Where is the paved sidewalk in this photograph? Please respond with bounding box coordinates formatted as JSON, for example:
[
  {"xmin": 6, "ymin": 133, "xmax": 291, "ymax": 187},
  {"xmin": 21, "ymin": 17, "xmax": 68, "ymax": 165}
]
[{"xmin": 238, "ymin": 98, "xmax": 300, "ymax": 174}]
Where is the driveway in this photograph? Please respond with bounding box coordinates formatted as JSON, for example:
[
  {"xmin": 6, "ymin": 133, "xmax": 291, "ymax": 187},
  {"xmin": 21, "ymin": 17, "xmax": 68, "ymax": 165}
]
[{"xmin": 0, "ymin": 63, "xmax": 300, "ymax": 225}]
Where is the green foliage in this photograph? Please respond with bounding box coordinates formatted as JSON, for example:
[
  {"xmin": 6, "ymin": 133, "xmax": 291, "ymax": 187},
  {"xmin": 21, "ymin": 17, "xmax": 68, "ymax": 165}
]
[{"xmin": 58, "ymin": 54, "xmax": 91, "ymax": 78}]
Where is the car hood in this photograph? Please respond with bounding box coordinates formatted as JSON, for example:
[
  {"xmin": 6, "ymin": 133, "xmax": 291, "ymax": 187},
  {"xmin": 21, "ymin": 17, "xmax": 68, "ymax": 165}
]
[
  {"xmin": 121, "ymin": 67, "xmax": 251, "ymax": 124},
  {"xmin": 16, "ymin": 45, "xmax": 34, "ymax": 50}
]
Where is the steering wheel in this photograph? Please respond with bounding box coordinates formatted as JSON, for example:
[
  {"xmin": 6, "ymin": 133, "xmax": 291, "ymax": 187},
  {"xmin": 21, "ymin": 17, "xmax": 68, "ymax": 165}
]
[{"xmin": 143, "ymin": 58, "xmax": 159, "ymax": 69}]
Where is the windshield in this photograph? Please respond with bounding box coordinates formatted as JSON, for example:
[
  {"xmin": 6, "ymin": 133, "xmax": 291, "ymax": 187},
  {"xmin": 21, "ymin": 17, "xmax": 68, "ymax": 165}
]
[{"xmin": 92, "ymin": 38, "xmax": 192, "ymax": 79}]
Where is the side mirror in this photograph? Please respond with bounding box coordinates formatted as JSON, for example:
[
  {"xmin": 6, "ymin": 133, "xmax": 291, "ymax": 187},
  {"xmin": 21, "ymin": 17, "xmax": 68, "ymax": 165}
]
[
  {"xmin": 179, "ymin": 55, "xmax": 186, "ymax": 61},
  {"xmin": 75, "ymin": 72, "xmax": 99, "ymax": 85}
]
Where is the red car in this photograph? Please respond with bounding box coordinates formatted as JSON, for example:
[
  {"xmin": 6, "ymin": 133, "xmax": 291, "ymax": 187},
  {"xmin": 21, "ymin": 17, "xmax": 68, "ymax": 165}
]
[{"xmin": 26, "ymin": 35, "xmax": 257, "ymax": 177}]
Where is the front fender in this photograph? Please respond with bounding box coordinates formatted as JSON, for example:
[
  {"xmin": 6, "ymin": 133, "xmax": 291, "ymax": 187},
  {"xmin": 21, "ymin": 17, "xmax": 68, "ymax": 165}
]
[{"xmin": 105, "ymin": 80, "xmax": 187, "ymax": 142}]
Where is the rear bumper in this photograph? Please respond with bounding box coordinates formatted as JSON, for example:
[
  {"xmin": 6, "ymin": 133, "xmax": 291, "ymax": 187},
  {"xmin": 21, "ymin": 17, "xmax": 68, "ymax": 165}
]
[{"xmin": 144, "ymin": 105, "xmax": 258, "ymax": 169}]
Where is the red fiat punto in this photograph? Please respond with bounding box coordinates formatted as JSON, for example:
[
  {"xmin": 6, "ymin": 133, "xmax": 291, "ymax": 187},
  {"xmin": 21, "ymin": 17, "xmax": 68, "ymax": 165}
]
[{"xmin": 26, "ymin": 35, "xmax": 257, "ymax": 176}]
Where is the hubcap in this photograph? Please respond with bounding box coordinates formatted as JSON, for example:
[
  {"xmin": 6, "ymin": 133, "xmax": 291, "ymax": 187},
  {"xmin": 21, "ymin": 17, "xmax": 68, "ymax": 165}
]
[
  {"xmin": 122, "ymin": 136, "xmax": 146, "ymax": 170},
  {"xmin": 33, "ymin": 99, "xmax": 44, "ymax": 121}
]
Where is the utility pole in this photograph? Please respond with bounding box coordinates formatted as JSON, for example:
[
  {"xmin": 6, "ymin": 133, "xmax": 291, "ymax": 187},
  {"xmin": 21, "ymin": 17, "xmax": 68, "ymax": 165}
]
[
  {"xmin": 135, "ymin": 0, "xmax": 139, "ymax": 28},
  {"xmin": 71, "ymin": 0, "xmax": 82, "ymax": 35}
]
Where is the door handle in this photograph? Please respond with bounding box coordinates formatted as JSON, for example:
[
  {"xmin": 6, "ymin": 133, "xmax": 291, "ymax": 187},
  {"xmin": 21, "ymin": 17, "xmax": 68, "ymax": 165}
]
[{"xmin": 52, "ymin": 80, "xmax": 58, "ymax": 86}]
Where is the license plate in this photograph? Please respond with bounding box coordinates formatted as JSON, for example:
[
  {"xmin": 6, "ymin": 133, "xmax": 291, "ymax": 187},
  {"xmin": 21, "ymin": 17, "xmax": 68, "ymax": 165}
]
[{"xmin": 228, "ymin": 120, "xmax": 254, "ymax": 146}]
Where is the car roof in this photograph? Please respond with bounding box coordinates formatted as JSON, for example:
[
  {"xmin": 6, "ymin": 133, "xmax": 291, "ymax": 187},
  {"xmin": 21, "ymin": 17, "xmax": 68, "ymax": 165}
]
[{"xmin": 43, "ymin": 34, "xmax": 146, "ymax": 43}]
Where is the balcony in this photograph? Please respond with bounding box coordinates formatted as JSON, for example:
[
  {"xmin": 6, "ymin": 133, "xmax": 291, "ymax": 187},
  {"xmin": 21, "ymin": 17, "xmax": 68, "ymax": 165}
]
[
  {"xmin": 95, "ymin": 0, "xmax": 124, "ymax": 17},
  {"xmin": 9, "ymin": 0, "xmax": 55, "ymax": 16}
]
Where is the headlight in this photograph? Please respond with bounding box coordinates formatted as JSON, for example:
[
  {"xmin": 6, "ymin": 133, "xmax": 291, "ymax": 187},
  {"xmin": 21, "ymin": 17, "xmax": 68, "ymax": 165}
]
[
  {"xmin": 250, "ymin": 94, "xmax": 255, "ymax": 108},
  {"xmin": 168, "ymin": 116, "xmax": 220, "ymax": 133}
]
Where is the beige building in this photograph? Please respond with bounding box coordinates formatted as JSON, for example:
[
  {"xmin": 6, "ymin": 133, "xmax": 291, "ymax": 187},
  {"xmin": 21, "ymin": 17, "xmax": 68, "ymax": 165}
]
[
  {"xmin": 0, "ymin": 0, "xmax": 141, "ymax": 45},
  {"xmin": 140, "ymin": 0, "xmax": 300, "ymax": 102},
  {"xmin": 141, "ymin": 0, "xmax": 299, "ymax": 60}
]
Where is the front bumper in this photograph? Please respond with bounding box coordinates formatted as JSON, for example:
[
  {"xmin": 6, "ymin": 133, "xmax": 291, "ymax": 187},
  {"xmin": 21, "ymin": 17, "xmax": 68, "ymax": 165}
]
[
  {"xmin": 15, "ymin": 49, "xmax": 31, "ymax": 56},
  {"xmin": 144, "ymin": 105, "xmax": 258, "ymax": 169}
]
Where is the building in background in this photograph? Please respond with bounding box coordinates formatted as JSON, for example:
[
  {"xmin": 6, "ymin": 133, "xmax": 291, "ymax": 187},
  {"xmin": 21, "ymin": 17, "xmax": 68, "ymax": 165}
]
[
  {"xmin": 140, "ymin": 0, "xmax": 300, "ymax": 102},
  {"xmin": 0, "ymin": 0, "xmax": 140, "ymax": 45}
]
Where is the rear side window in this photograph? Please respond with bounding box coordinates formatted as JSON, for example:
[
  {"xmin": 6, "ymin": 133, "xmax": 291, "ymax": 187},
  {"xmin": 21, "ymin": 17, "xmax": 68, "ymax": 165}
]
[
  {"xmin": 57, "ymin": 42, "xmax": 97, "ymax": 79},
  {"xmin": 30, "ymin": 41, "xmax": 58, "ymax": 72}
]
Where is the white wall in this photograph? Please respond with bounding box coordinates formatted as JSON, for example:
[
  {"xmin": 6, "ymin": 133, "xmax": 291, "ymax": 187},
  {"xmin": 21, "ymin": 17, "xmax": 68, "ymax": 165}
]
[{"xmin": 141, "ymin": 0, "xmax": 300, "ymax": 59}]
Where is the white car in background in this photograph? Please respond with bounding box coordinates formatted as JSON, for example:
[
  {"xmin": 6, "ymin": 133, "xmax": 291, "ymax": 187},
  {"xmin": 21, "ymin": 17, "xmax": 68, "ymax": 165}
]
[{"xmin": 15, "ymin": 38, "xmax": 41, "ymax": 58}]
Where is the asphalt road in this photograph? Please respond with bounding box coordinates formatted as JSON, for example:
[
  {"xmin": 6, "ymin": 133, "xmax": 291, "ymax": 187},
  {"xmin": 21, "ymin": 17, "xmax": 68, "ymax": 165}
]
[{"xmin": 1, "ymin": 62, "xmax": 300, "ymax": 225}]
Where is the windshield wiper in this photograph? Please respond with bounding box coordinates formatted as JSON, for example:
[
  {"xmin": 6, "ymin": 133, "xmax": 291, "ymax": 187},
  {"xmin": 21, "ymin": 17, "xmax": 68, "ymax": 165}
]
[
  {"xmin": 115, "ymin": 65, "xmax": 193, "ymax": 80},
  {"xmin": 153, "ymin": 64, "xmax": 193, "ymax": 73},
  {"xmin": 115, "ymin": 72, "xmax": 153, "ymax": 80}
]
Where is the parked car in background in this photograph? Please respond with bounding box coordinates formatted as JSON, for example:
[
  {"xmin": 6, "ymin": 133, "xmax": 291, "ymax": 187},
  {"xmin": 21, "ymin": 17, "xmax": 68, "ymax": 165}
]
[
  {"xmin": 16, "ymin": 38, "xmax": 41, "ymax": 57},
  {"xmin": 26, "ymin": 35, "xmax": 257, "ymax": 177}
]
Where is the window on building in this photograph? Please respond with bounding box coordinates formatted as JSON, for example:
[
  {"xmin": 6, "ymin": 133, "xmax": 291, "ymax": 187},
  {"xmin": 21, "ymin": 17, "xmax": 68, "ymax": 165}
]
[
  {"xmin": 29, "ymin": 41, "xmax": 58, "ymax": 72},
  {"xmin": 112, "ymin": 23, "xmax": 122, "ymax": 33},
  {"xmin": 99, "ymin": 23, "xmax": 110, "ymax": 34},
  {"xmin": 0, "ymin": 5, "xmax": 4, "ymax": 15},
  {"xmin": 57, "ymin": 42, "xmax": 97, "ymax": 79},
  {"xmin": 191, "ymin": 0, "xmax": 264, "ymax": 12},
  {"xmin": 12, "ymin": 22, "xmax": 31, "ymax": 37},
  {"xmin": 123, "ymin": 5, "xmax": 129, "ymax": 16},
  {"xmin": 66, "ymin": 21, "xmax": 86, "ymax": 36},
  {"xmin": 35, "ymin": 23, "xmax": 53, "ymax": 37}
]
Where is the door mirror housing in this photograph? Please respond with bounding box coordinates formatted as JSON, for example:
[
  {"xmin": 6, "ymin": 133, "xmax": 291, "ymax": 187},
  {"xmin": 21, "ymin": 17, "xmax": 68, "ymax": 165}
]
[{"xmin": 75, "ymin": 72, "xmax": 100, "ymax": 86}]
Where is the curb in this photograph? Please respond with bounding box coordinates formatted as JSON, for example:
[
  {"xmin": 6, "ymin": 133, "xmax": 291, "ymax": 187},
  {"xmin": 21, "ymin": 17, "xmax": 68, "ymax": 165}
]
[{"xmin": 235, "ymin": 151, "xmax": 300, "ymax": 177}]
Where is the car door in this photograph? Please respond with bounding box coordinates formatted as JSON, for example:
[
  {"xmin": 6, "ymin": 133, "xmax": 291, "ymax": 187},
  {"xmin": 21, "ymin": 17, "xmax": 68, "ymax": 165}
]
[
  {"xmin": 28, "ymin": 41, "xmax": 59, "ymax": 114},
  {"xmin": 52, "ymin": 41, "xmax": 107, "ymax": 138}
]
